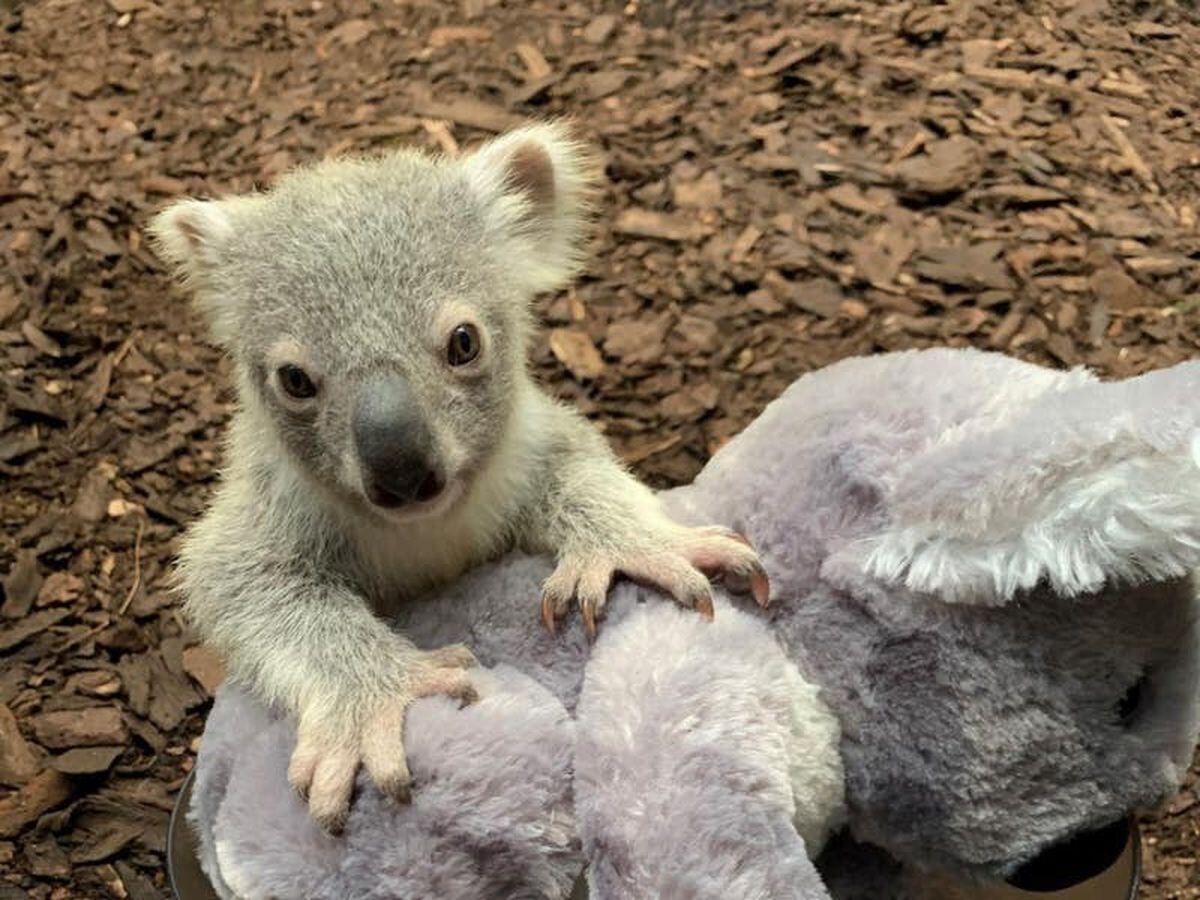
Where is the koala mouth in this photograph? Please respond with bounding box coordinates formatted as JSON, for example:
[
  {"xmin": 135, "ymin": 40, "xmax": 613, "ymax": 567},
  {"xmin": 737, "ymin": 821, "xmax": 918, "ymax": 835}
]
[
  {"xmin": 367, "ymin": 469, "xmax": 446, "ymax": 509},
  {"xmin": 364, "ymin": 471, "xmax": 467, "ymax": 522},
  {"xmin": 1004, "ymin": 817, "xmax": 1137, "ymax": 894}
]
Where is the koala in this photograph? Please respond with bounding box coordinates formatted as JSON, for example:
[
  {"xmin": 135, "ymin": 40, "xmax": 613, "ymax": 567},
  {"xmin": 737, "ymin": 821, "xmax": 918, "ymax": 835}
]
[{"xmin": 149, "ymin": 123, "xmax": 769, "ymax": 832}]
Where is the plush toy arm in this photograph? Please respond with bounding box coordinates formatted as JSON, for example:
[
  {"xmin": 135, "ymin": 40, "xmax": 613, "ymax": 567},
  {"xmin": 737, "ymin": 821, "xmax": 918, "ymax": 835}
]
[{"xmin": 574, "ymin": 591, "xmax": 844, "ymax": 900}]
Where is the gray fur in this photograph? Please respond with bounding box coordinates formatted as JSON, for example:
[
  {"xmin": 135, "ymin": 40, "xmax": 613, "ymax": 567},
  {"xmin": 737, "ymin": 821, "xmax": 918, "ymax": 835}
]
[
  {"xmin": 188, "ymin": 348, "xmax": 1200, "ymax": 898},
  {"xmin": 152, "ymin": 123, "xmax": 765, "ymax": 830}
]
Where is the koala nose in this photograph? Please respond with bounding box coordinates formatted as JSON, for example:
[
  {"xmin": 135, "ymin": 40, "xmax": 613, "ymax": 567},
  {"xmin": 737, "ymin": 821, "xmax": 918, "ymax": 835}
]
[{"xmin": 353, "ymin": 376, "xmax": 445, "ymax": 509}]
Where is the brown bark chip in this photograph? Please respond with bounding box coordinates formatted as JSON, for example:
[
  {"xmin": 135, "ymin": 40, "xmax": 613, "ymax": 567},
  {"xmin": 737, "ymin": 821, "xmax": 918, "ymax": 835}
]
[
  {"xmin": 182, "ymin": 644, "xmax": 226, "ymax": 697},
  {"xmin": 50, "ymin": 746, "xmax": 125, "ymax": 776},
  {"xmin": 783, "ymin": 278, "xmax": 846, "ymax": 319},
  {"xmin": 582, "ymin": 14, "xmax": 617, "ymax": 44},
  {"xmin": 613, "ymin": 208, "xmax": 712, "ymax": 242},
  {"xmin": 0, "ymin": 608, "xmax": 71, "ymax": 653},
  {"xmin": 548, "ymin": 329, "xmax": 606, "ymax": 381},
  {"xmin": 29, "ymin": 707, "xmax": 129, "ymax": 749},
  {"xmin": 1091, "ymin": 263, "xmax": 1153, "ymax": 311},
  {"xmin": 24, "ymin": 836, "xmax": 71, "ymax": 878},
  {"xmin": 0, "ymin": 770, "xmax": 74, "ymax": 838},
  {"xmin": 892, "ymin": 137, "xmax": 983, "ymax": 198},
  {"xmin": 1, "ymin": 551, "xmax": 41, "ymax": 619},
  {"xmin": 0, "ymin": 703, "xmax": 41, "ymax": 787}
]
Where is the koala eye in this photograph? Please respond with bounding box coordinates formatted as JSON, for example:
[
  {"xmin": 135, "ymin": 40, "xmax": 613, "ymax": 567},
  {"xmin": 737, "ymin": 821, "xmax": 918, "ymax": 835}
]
[
  {"xmin": 447, "ymin": 323, "xmax": 481, "ymax": 367},
  {"xmin": 277, "ymin": 364, "xmax": 318, "ymax": 400}
]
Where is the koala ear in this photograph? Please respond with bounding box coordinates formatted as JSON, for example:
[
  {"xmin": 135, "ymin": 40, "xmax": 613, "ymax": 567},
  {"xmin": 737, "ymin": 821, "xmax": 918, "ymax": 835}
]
[
  {"xmin": 148, "ymin": 197, "xmax": 262, "ymax": 345},
  {"xmin": 840, "ymin": 362, "xmax": 1200, "ymax": 605},
  {"xmin": 147, "ymin": 198, "xmax": 238, "ymax": 282},
  {"xmin": 462, "ymin": 121, "xmax": 597, "ymax": 294}
]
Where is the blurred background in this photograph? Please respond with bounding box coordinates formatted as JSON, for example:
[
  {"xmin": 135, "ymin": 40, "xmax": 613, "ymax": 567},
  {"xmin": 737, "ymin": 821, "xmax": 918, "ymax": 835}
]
[{"xmin": 1, "ymin": 0, "xmax": 1199, "ymax": 896}]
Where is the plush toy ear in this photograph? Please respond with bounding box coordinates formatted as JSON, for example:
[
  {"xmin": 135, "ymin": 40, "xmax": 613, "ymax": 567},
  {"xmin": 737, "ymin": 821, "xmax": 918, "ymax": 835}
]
[
  {"xmin": 840, "ymin": 362, "xmax": 1200, "ymax": 604},
  {"xmin": 461, "ymin": 121, "xmax": 597, "ymax": 294}
]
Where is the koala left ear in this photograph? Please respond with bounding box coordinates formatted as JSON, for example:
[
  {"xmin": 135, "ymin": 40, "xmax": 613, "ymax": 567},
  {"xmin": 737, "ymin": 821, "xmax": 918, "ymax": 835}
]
[
  {"xmin": 837, "ymin": 362, "xmax": 1200, "ymax": 605},
  {"xmin": 462, "ymin": 121, "xmax": 598, "ymax": 294}
]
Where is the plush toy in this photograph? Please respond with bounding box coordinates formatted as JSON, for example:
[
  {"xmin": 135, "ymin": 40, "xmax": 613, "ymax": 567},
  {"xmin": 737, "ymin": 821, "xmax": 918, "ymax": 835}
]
[{"xmin": 185, "ymin": 348, "xmax": 1200, "ymax": 899}]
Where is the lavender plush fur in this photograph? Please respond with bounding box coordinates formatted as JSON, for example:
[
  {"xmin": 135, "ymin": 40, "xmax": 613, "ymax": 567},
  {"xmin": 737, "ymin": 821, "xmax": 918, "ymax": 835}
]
[{"xmin": 189, "ymin": 348, "xmax": 1200, "ymax": 899}]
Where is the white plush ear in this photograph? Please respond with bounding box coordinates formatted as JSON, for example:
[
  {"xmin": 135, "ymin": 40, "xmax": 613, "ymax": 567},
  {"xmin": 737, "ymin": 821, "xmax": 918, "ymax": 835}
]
[
  {"xmin": 837, "ymin": 362, "xmax": 1200, "ymax": 605},
  {"xmin": 462, "ymin": 121, "xmax": 597, "ymax": 294}
]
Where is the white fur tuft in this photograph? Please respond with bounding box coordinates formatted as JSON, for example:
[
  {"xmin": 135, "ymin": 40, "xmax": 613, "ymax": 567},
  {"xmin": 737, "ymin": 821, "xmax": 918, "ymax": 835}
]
[{"xmin": 847, "ymin": 433, "xmax": 1200, "ymax": 604}]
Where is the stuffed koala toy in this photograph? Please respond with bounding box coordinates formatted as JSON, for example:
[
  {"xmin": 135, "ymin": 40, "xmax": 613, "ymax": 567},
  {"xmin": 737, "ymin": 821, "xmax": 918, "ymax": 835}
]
[{"xmin": 185, "ymin": 348, "xmax": 1200, "ymax": 899}]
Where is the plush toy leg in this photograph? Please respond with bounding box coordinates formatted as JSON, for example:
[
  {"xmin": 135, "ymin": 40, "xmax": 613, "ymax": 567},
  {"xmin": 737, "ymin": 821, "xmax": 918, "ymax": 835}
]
[
  {"xmin": 574, "ymin": 593, "xmax": 845, "ymax": 900},
  {"xmin": 189, "ymin": 686, "xmax": 262, "ymax": 899},
  {"xmin": 193, "ymin": 666, "xmax": 582, "ymax": 899}
]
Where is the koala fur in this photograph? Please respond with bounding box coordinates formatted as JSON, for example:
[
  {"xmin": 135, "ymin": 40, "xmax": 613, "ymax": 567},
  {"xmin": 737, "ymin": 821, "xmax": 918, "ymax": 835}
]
[{"xmin": 150, "ymin": 123, "xmax": 767, "ymax": 831}]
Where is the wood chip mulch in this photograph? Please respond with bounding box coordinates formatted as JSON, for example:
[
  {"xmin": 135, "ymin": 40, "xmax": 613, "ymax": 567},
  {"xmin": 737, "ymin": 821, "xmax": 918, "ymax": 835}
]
[{"xmin": 2, "ymin": 0, "xmax": 1199, "ymax": 896}]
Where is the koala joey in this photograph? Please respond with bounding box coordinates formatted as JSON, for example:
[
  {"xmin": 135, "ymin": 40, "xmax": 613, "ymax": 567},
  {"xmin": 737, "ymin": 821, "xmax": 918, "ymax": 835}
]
[{"xmin": 150, "ymin": 123, "xmax": 770, "ymax": 832}]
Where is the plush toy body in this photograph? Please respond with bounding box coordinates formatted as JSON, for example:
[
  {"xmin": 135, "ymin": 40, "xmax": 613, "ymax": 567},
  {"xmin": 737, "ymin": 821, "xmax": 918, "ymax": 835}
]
[{"xmin": 189, "ymin": 349, "xmax": 1200, "ymax": 899}]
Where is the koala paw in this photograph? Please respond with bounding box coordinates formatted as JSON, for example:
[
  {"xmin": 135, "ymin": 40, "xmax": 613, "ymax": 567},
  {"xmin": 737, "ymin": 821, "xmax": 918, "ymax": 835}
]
[
  {"xmin": 541, "ymin": 525, "xmax": 769, "ymax": 636},
  {"xmin": 286, "ymin": 644, "xmax": 478, "ymax": 834}
]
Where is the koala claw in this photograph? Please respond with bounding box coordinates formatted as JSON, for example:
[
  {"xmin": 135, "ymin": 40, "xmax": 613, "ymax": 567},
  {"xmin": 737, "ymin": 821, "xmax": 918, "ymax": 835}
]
[
  {"xmin": 692, "ymin": 526, "xmax": 771, "ymax": 609},
  {"xmin": 540, "ymin": 592, "xmax": 560, "ymax": 633},
  {"xmin": 540, "ymin": 526, "xmax": 768, "ymax": 636},
  {"xmin": 287, "ymin": 647, "xmax": 478, "ymax": 833}
]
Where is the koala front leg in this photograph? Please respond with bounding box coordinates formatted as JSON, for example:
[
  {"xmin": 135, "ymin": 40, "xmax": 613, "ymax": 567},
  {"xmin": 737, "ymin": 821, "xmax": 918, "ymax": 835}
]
[
  {"xmin": 542, "ymin": 514, "xmax": 770, "ymax": 635},
  {"xmin": 525, "ymin": 412, "xmax": 770, "ymax": 635},
  {"xmin": 182, "ymin": 536, "xmax": 476, "ymax": 832}
]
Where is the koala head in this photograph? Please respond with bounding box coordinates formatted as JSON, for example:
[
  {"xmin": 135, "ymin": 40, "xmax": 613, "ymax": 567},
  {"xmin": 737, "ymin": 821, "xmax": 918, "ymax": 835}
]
[{"xmin": 150, "ymin": 123, "xmax": 594, "ymax": 521}]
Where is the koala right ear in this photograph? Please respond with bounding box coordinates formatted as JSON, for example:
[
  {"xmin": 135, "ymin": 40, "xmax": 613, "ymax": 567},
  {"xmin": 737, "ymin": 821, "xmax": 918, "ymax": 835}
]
[
  {"xmin": 462, "ymin": 121, "xmax": 599, "ymax": 295},
  {"xmin": 147, "ymin": 198, "xmax": 238, "ymax": 282},
  {"xmin": 148, "ymin": 198, "xmax": 259, "ymax": 345}
]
